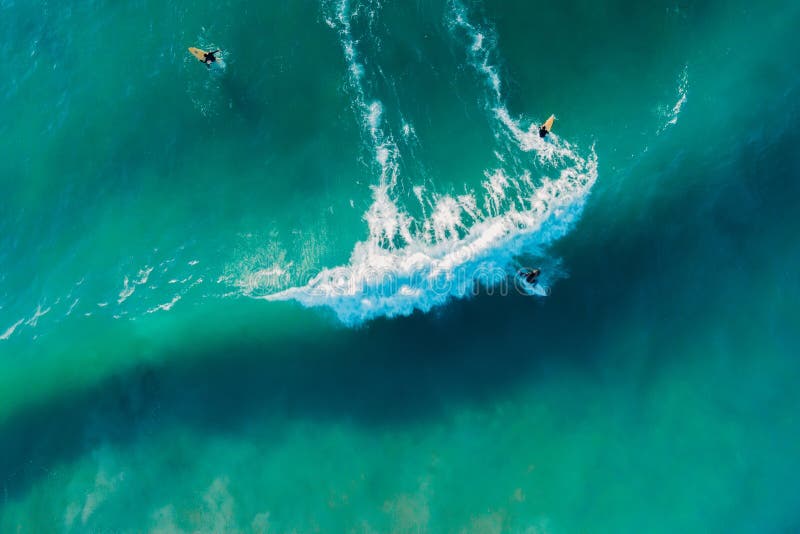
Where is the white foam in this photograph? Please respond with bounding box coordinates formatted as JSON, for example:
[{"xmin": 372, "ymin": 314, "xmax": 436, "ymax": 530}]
[
  {"xmin": 26, "ymin": 305, "xmax": 51, "ymax": 327},
  {"xmin": 659, "ymin": 65, "xmax": 688, "ymax": 133},
  {"xmin": 451, "ymin": 11, "xmax": 501, "ymax": 102},
  {"xmin": 429, "ymin": 196, "xmax": 465, "ymax": 242},
  {"xmin": 472, "ymin": 33, "xmax": 484, "ymax": 52},
  {"xmin": 261, "ymin": 0, "xmax": 598, "ymax": 325},
  {"xmin": 401, "ymin": 121, "xmax": 416, "ymax": 140},
  {"xmin": 117, "ymin": 278, "xmax": 135, "ymax": 304},
  {"xmin": 146, "ymin": 295, "xmax": 181, "ymax": 314},
  {"xmin": 0, "ymin": 319, "xmax": 24, "ymax": 340},
  {"xmin": 117, "ymin": 266, "xmax": 153, "ymax": 304}
]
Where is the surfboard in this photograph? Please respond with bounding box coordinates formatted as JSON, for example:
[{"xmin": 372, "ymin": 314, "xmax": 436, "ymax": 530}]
[
  {"xmin": 522, "ymin": 281, "xmax": 550, "ymax": 297},
  {"xmin": 188, "ymin": 47, "xmax": 208, "ymax": 62},
  {"xmin": 517, "ymin": 273, "xmax": 550, "ymax": 297},
  {"xmin": 542, "ymin": 114, "xmax": 555, "ymax": 133}
]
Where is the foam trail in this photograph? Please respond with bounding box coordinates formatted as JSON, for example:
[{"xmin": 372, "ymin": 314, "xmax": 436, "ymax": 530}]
[
  {"xmin": 26, "ymin": 305, "xmax": 51, "ymax": 327},
  {"xmin": 117, "ymin": 266, "xmax": 153, "ymax": 304},
  {"xmin": 659, "ymin": 65, "xmax": 688, "ymax": 133},
  {"xmin": 263, "ymin": 0, "xmax": 597, "ymax": 325},
  {"xmin": 146, "ymin": 295, "xmax": 181, "ymax": 314},
  {"xmin": 1, "ymin": 319, "xmax": 24, "ymax": 341}
]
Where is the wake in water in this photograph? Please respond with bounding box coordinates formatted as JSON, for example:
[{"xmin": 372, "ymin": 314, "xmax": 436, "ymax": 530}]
[
  {"xmin": 186, "ymin": 34, "xmax": 227, "ymax": 117},
  {"xmin": 263, "ymin": 0, "xmax": 598, "ymax": 325},
  {"xmin": 657, "ymin": 65, "xmax": 688, "ymax": 134}
]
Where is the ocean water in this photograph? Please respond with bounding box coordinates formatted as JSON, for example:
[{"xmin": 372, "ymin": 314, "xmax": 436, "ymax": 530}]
[{"xmin": 1, "ymin": 0, "xmax": 799, "ymax": 531}]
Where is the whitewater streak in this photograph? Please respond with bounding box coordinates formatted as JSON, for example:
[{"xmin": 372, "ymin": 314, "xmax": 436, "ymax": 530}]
[{"xmin": 263, "ymin": 0, "xmax": 597, "ymax": 325}]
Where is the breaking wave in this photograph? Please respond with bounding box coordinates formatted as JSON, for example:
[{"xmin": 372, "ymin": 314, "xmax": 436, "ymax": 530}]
[{"xmin": 264, "ymin": 0, "xmax": 598, "ymax": 325}]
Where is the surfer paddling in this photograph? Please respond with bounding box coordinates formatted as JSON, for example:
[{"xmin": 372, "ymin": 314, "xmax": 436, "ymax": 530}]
[
  {"xmin": 188, "ymin": 47, "xmax": 221, "ymax": 68},
  {"xmin": 538, "ymin": 115, "xmax": 555, "ymax": 138},
  {"xmin": 202, "ymin": 49, "xmax": 220, "ymax": 66}
]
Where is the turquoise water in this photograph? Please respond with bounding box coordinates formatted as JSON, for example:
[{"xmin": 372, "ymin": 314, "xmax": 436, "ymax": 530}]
[{"xmin": 2, "ymin": 0, "xmax": 799, "ymax": 531}]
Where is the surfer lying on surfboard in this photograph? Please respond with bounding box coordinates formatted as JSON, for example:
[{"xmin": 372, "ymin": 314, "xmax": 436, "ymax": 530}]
[
  {"xmin": 202, "ymin": 49, "xmax": 220, "ymax": 66},
  {"xmin": 538, "ymin": 115, "xmax": 555, "ymax": 138},
  {"xmin": 188, "ymin": 47, "xmax": 221, "ymax": 67}
]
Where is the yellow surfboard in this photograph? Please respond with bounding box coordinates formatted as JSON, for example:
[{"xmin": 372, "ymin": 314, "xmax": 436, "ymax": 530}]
[
  {"xmin": 188, "ymin": 47, "xmax": 208, "ymax": 62},
  {"xmin": 542, "ymin": 114, "xmax": 555, "ymax": 133}
]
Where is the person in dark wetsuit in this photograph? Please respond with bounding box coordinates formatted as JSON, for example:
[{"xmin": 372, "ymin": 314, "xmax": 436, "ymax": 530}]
[
  {"xmin": 520, "ymin": 268, "xmax": 541, "ymax": 284},
  {"xmin": 538, "ymin": 124, "xmax": 549, "ymax": 138},
  {"xmin": 203, "ymin": 49, "xmax": 221, "ymax": 66}
]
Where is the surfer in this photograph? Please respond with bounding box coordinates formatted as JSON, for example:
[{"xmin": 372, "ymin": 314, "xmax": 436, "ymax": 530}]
[
  {"xmin": 519, "ymin": 268, "xmax": 541, "ymax": 285},
  {"xmin": 538, "ymin": 115, "xmax": 555, "ymax": 138},
  {"xmin": 203, "ymin": 49, "xmax": 221, "ymax": 66}
]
